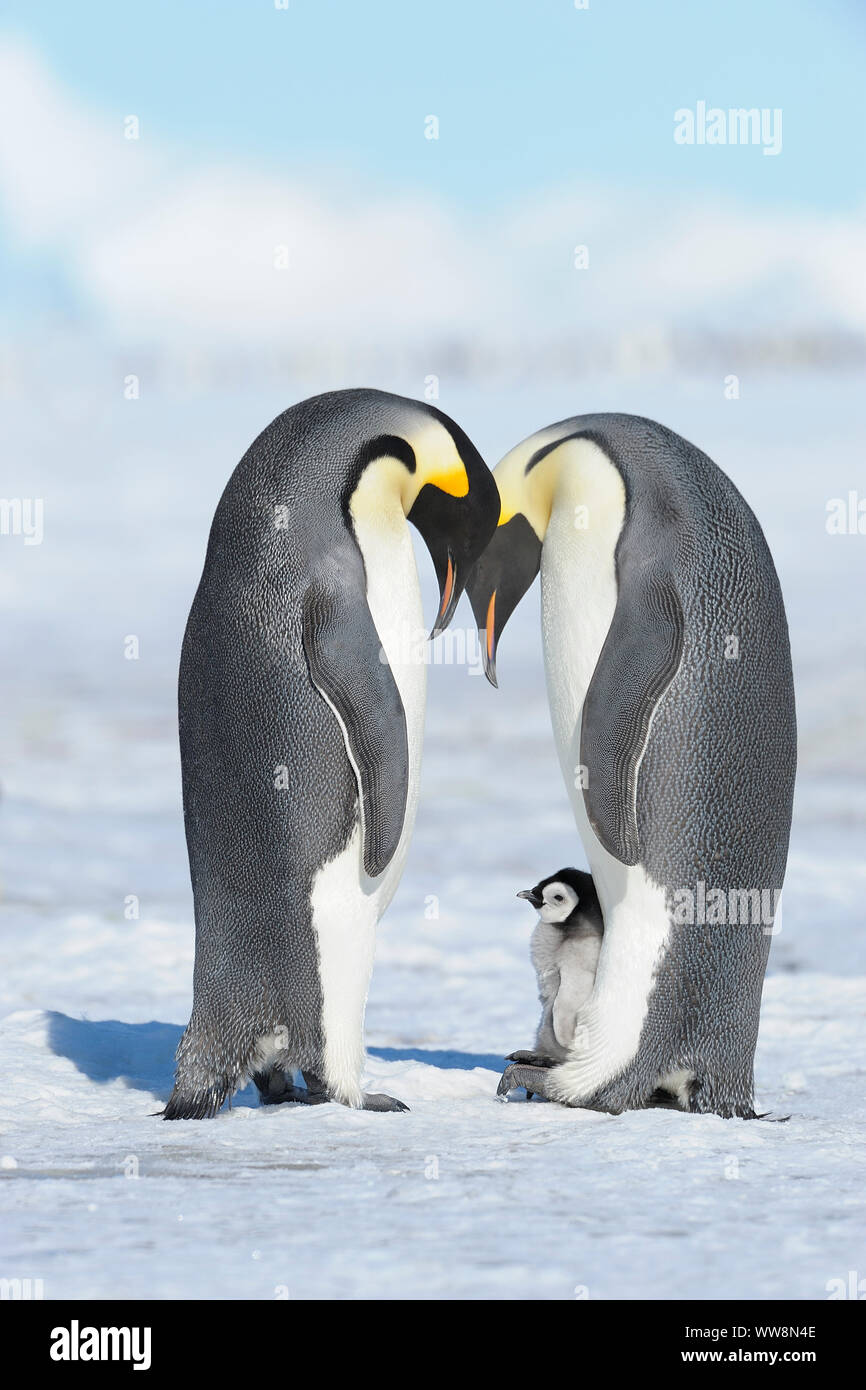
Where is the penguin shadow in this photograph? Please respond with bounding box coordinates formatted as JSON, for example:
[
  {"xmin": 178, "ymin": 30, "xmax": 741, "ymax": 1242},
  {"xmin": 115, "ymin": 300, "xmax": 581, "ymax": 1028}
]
[
  {"xmin": 368, "ymin": 1045, "xmax": 504, "ymax": 1073},
  {"xmin": 45, "ymin": 1013, "xmax": 265, "ymax": 1109},
  {"xmin": 46, "ymin": 1014, "xmax": 503, "ymax": 1109}
]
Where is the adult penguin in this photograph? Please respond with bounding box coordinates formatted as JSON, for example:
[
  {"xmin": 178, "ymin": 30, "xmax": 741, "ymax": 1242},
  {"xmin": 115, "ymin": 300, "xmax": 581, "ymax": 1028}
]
[
  {"xmin": 467, "ymin": 413, "xmax": 796, "ymax": 1118},
  {"xmin": 164, "ymin": 389, "xmax": 499, "ymax": 1119}
]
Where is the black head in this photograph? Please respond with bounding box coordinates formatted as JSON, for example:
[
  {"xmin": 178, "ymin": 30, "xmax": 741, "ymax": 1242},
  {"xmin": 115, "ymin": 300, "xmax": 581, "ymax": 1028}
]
[
  {"xmin": 465, "ymin": 428, "xmax": 565, "ymax": 686},
  {"xmin": 466, "ymin": 514, "xmax": 542, "ymax": 685},
  {"xmin": 517, "ymin": 867, "xmax": 601, "ymax": 929},
  {"xmin": 339, "ymin": 395, "xmax": 499, "ymax": 637},
  {"xmin": 466, "ymin": 421, "xmax": 619, "ymax": 685},
  {"xmin": 406, "ymin": 406, "xmax": 500, "ymax": 634}
]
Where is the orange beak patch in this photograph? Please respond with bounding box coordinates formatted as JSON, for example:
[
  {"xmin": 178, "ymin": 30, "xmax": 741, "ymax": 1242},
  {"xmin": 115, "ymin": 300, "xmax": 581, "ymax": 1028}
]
[
  {"xmin": 428, "ymin": 464, "xmax": 469, "ymax": 498},
  {"xmin": 486, "ymin": 591, "xmax": 496, "ymax": 661},
  {"xmin": 437, "ymin": 553, "xmax": 455, "ymax": 624}
]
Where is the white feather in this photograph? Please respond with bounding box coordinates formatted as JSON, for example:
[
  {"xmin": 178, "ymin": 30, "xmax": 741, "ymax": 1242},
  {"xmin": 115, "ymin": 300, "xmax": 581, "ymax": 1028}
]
[
  {"xmin": 530, "ymin": 919, "xmax": 601, "ymax": 1057},
  {"xmin": 309, "ymin": 476, "xmax": 426, "ymax": 1105},
  {"xmin": 537, "ymin": 439, "xmax": 672, "ymax": 1103}
]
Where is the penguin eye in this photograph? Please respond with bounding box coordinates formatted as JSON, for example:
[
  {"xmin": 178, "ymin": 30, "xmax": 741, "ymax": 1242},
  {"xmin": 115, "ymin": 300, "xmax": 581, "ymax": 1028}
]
[{"xmin": 552, "ymin": 894, "xmax": 563, "ymax": 903}]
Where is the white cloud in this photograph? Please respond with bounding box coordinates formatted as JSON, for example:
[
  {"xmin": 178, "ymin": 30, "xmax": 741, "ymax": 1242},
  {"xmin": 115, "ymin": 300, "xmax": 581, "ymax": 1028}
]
[
  {"xmin": 0, "ymin": 41, "xmax": 162, "ymax": 245},
  {"xmin": 1, "ymin": 38, "xmax": 865, "ymax": 349},
  {"xmin": 78, "ymin": 175, "xmax": 490, "ymax": 341}
]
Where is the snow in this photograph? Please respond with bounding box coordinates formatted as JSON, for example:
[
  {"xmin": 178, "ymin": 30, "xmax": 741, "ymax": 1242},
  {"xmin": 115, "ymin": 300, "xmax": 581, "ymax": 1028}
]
[{"xmin": 1, "ymin": 373, "xmax": 864, "ymax": 1300}]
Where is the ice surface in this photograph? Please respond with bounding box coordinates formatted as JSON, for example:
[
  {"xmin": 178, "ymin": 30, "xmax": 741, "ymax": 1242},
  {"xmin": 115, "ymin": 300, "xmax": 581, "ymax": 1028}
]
[{"xmin": 1, "ymin": 374, "xmax": 864, "ymax": 1300}]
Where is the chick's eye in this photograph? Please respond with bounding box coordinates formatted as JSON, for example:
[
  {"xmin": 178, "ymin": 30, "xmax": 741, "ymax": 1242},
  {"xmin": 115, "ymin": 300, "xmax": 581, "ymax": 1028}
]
[{"xmin": 553, "ymin": 894, "xmax": 563, "ymax": 902}]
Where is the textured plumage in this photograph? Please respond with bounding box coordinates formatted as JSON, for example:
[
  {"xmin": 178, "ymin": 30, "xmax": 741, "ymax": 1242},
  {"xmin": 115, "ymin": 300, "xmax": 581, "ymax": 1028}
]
[
  {"xmin": 471, "ymin": 414, "xmax": 796, "ymax": 1118},
  {"xmin": 165, "ymin": 388, "xmax": 498, "ymax": 1119},
  {"xmin": 513, "ymin": 868, "xmax": 604, "ymax": 1068}
]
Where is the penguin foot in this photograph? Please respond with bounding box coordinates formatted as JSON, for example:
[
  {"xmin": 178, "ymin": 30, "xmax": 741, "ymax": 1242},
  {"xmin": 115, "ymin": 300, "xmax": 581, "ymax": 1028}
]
[
  {"xmin": 253, "ymin": 1069, "xmax": 329, "ymax": 1107},
  {"xmin": 361, "ymin": 1092, "xmax": 410, "ymax": 1113},
  {"xmin": 258, "ymin": 1083, "xmax": 329, "ymax": 1107},
  {"xmin": 497, "ymin": 1063, "xmax": 551, "ymax": 1100},
  {"xmin": 505, "ymin": 1050, "xmax": 558, "ymax": 1068}
]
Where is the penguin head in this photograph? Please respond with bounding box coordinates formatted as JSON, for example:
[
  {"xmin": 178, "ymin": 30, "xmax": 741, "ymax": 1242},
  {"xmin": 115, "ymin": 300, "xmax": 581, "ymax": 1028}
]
[
  {"xmin": 466, "ymin": 423, "xmax": 582, "ymax": 684},
  {"xmin": 343, "ymin": 393, "xmax": 500, "ymax": 635},
  {"xmin": 517, "ymin": 867, "xmax": 598, "ymax": 928}
]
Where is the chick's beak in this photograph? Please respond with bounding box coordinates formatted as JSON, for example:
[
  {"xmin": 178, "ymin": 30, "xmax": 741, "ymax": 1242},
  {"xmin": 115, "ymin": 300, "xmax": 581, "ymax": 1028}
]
[{"xmin": 517, "ymin": 888, "xmax": 543, "ymax": 908}]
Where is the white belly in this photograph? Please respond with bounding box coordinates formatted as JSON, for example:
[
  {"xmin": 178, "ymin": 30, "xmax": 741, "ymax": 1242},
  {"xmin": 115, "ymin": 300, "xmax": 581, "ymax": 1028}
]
[
  {"xmin": 532, "ymin": 922, "xmax": 602, "ymax": 1051},
  {"xmin": 307, "ymin": 509, "xmax": 426, "ymax": 1105},
  {"xmin": 553, "ymin": 948, "xmax": 602, "ymax": 1047},
  {"xmin": 539, "ymin": 449, "xmax": 672, "ymax": 1102},
  {"xmin": 354, "ymin": 510, "xmax": 427, "ymax": 904}
]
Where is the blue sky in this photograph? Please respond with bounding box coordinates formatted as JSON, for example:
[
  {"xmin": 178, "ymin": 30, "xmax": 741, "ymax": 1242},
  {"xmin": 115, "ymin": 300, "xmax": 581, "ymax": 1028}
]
[
  {"xmin": 2, "ymin": 0, "xmax": 864, "ymax": 210},
  {"xmin": 0, "ymin": 2, "xmax": 864, "ymax": 351}
]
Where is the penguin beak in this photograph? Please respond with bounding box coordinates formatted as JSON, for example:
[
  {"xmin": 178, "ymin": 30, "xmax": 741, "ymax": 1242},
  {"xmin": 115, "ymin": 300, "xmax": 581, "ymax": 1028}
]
[
  {"xmin": 408, "ymin": 460, "xmax": 500, "ymax": 639},
  {"xmin": 483, "ymin": 590, "xmax": 498, "ymax": 686},
  {"xmin": 517, "ymin": 888, "xmax": 543, "ymax": 909},
  {"xmin": 467, "ymin": 514, "xmax": 543, "ymax": 686},
  {"xmin": 431, "ymin": 550, "xmax": 459, "ymax": 637}
]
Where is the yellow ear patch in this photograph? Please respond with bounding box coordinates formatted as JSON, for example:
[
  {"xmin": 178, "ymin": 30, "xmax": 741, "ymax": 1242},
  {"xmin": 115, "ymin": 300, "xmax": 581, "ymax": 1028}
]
[
  {"xmin": 409, "ymin": 416, "xmax": 469, "ymax": 501},
  {"xmin": 492, "ymin": 431, "xmax": 626, "ymax": 544},
  {"xmin": 426, "ymin": 463, "xmax": 469, "ymax": 498},
  {"xmin": 491, "ymin": 441, "xmax": 550, "ymax": 539}
]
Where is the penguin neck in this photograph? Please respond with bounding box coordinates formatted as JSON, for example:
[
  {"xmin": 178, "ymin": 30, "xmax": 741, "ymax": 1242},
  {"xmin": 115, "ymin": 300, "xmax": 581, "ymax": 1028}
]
[
  {"xmin": 346, "ymin": 464, "xmax": 426, "ymax": 911},
  {"xmin": 347, "ymin": 466, "xmax": 426, "ymax": 727},
  {"xmin": 349, "ymin": 461, "xmax": 408, "ymax": 531},
  {"xmin": 543, "ymin": 437, "xmax": 627, "ymax": 549},
  {"xmin": 348, "ymin": 472, "xmax": 422, "ymax": 662},
  {"xmin": 540, "ymin": 440, "xmax": 627, "ymax": 780}
]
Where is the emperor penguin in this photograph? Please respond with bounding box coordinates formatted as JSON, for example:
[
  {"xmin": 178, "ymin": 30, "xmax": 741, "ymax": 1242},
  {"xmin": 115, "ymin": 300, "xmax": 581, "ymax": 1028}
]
[
  {"xmin": 467, "ymin": 414, "xmax": 796, "ymax": 1118},
  {"xmin": 164, "ymin": 388, "xmax": 499, "ymax": 1119},
  {"xmin": 512, "ymin": 868, "xmax": 604, "ymax": 1072}
]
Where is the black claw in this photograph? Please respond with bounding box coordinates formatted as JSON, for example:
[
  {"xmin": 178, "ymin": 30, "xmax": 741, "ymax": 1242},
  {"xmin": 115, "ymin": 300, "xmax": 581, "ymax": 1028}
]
[
  {"xmin": 360, "ymin": 1092, "xmax": 409, "ymax": 1112},
  {"xmin": 505, "ymin": 1050, "xmax": 557, "ymax": 1068},
  {"xmin": 497, "ymin": 1062, "xmax": 552, "ymax": 1101}
]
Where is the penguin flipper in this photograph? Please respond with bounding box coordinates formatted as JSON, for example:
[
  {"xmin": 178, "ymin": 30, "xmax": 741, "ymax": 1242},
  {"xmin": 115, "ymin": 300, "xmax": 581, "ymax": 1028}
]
[
  {"xmin": 580, "ymin": 560, "xmax": 684, "ymax": 865},
  {"xmin": 302, "ymin": 572, "xmax": 409, "ymax": 878}
]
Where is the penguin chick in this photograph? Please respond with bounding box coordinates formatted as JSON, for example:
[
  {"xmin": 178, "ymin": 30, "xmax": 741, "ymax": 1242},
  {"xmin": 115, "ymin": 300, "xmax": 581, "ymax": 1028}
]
[{"xmin": 509, "ymin": 868, "xmax": 603, "ymax": 1070}]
